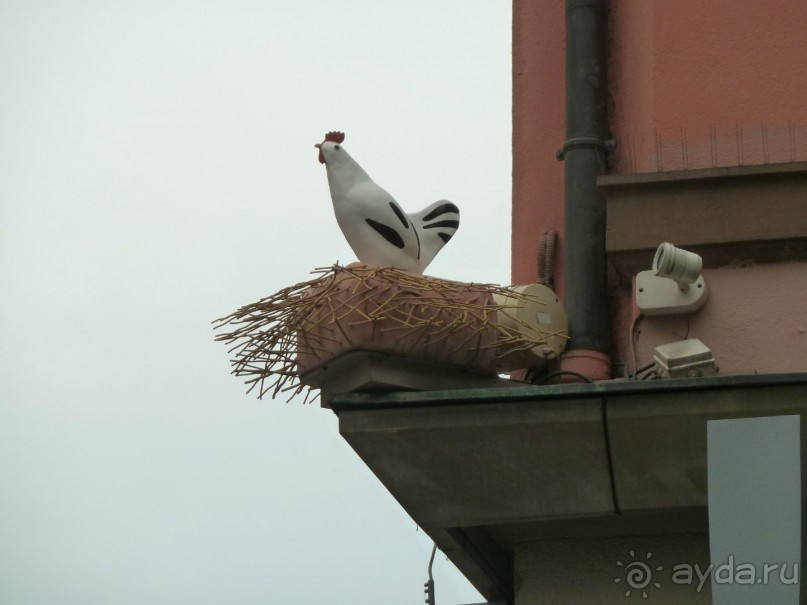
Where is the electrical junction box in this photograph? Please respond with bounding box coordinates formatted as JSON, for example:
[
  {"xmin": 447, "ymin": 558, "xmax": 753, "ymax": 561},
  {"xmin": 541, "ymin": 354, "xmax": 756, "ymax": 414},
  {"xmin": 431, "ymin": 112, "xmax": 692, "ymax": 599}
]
[{"xmin": 653, "ymin": 338, "xmax": 717, "ymax": 379}]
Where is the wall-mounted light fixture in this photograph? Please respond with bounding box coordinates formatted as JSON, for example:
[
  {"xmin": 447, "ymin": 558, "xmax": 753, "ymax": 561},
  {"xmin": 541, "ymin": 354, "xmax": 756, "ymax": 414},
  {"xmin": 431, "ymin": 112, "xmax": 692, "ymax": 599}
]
[{"xmin": 636, "ymin": 242, "xmax": 708, "ymax": 316}]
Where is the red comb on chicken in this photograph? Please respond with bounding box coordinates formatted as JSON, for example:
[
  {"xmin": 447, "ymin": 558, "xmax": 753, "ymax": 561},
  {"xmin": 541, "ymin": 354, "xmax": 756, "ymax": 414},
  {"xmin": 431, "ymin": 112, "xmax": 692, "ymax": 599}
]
[{"xmin": 317, "ymin": 131, "xmax": 345, "ymax": 164}]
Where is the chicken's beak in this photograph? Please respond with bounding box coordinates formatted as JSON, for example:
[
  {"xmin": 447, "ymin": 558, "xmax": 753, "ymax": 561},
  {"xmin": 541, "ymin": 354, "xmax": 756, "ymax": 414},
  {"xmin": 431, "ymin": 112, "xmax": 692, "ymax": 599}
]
[{"xmin": 314, "ymin": 143, "xmax": 322, "ymax": 149}]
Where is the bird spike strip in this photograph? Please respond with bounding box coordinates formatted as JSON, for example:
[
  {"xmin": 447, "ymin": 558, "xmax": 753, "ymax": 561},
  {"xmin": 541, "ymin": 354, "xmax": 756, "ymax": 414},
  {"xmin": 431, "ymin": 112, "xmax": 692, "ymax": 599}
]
[{"xmin": 212, "ymin": 264, "xmax": 566, "ymax": 402}]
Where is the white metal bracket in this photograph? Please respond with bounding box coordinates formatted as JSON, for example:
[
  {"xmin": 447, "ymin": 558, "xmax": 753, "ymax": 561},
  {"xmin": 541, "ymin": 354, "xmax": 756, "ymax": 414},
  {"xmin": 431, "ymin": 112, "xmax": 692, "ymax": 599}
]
[{"xmin": 635, "ymin": 270, "xmax": 708, "ymax": 316}]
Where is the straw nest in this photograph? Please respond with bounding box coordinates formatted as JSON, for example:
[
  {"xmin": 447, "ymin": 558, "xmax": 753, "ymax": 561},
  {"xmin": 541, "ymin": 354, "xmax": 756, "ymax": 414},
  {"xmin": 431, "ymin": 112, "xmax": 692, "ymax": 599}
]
[{"xmin": 213, "ymin": 264, "xmax": 563, "ymax": 401}]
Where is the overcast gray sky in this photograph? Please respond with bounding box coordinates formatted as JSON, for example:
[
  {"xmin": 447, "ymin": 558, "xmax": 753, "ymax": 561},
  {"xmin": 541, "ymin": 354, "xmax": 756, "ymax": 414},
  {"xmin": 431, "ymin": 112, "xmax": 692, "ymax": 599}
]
[{"xmin": 0, "ymin": 2, "xmax": 511, "ymax": 603}]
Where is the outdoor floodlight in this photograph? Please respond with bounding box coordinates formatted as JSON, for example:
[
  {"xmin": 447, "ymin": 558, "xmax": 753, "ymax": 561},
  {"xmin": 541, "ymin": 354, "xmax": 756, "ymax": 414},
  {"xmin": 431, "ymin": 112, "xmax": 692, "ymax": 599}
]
[
  {"xmin": 636, "ymin": 242, "xmax": 708, "ymax": 316},
  {"xmin": 653, "ymin": 242, "xmax": 703, "ymax": 287}
]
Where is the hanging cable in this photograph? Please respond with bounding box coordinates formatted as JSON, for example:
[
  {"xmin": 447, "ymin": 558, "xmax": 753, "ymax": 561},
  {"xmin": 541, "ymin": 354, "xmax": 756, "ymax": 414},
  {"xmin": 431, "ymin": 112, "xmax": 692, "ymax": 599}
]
[
  {"xmin": 628, "ymin": 314, "xmax": 642, "ymax": 380},
  {"xmin": 536, "ymin": 230, "xmax": 557, "ymax": 288},
  {"xmin": 424, "ymin": 544, "xmax": 436, "ymax": 605}
]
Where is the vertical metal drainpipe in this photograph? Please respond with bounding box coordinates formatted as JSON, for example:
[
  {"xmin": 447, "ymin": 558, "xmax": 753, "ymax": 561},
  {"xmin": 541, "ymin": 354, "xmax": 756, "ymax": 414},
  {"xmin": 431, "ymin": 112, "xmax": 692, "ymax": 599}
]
[{"xmin": 558, "ymin": 0, "xmax": 612, "ymax": 376}]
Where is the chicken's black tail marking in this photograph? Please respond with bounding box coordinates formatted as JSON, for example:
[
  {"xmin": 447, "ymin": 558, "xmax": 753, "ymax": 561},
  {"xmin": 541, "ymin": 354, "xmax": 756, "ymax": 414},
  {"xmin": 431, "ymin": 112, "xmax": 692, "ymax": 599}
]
[
  {"xmin": 422, "ymin": 202, "xmax": 459, "ymax": 222},
  {"xmin": 423, "ymin": 219, "xmax": 460, "ymax": 230},
  {"xmin": 403, "ymin": 199, "xmax": 459, "ymax": 268},
  {"xmin": 420, "ymin": 201, "xmax": 460, "ymax": 248}
]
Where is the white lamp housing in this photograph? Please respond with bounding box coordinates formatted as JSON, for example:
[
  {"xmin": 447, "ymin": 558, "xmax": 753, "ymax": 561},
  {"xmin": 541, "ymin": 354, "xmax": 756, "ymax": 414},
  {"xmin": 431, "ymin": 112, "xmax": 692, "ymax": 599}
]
[{"xmin": 636, "ymin": 242, "xmax": 708, "ymax": 316}]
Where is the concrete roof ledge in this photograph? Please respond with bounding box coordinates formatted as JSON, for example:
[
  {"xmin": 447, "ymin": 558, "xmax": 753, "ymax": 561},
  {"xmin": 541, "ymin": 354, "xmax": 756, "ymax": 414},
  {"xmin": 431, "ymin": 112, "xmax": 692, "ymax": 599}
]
[{"xmin": 332, "ymin": 373, "xmax": 807, "ymax": 601}]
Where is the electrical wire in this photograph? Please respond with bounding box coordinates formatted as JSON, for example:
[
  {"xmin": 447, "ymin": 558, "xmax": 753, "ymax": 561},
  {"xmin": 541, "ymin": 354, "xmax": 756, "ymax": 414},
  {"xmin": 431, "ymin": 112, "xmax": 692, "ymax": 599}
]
[
  {"xmin": 628, "ymin": 314, "xmax": 642, "ymax": 381},
  {"xmin": 634, "ymin": 361, "xmax": 655, "ymax": 376},
  {"xmin": 536, "ymin": 230, "xmax": 557, "ymax": 287},
  {"xmin": 424, "ymin": 544, "xmax": 437, "ymax": 605}
]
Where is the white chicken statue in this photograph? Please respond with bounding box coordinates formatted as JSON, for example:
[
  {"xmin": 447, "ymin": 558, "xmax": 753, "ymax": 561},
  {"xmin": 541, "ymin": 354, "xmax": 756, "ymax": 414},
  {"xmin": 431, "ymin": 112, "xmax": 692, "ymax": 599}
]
[{"xmin": 316, "ymin": 131, "xmax": 459, "ymax": 274}]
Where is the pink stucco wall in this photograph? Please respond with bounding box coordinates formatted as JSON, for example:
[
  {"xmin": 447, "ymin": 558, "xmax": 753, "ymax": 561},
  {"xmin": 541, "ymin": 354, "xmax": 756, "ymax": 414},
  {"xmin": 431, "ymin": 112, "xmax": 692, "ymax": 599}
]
[
  {"xmin": 512, "ymin": 0, "xmax": 566, "ymax": 289},
  {"xmin": 512, "ymin": 0, "xmax": 807, "ymax": 377},
  {"xmin": 608, "ymin": 0, "xmax": 807, "ymax": 173}
]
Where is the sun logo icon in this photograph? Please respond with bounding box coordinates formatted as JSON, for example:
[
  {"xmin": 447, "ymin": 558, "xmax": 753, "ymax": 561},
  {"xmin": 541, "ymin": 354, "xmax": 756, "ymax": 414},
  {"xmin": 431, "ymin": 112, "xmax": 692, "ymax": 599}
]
[{"xmin": 614, "ymin": 550, "xmax": 663, "ymax": 599}]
